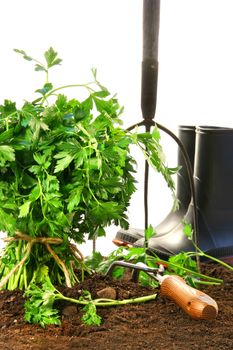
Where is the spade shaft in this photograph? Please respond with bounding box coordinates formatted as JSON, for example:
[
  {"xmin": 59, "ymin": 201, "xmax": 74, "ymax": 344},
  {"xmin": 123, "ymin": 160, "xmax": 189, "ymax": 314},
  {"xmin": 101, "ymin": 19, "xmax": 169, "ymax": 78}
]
[{"xmin": 141, "ymin": 0, "xmax": 160, "ymax": 124}]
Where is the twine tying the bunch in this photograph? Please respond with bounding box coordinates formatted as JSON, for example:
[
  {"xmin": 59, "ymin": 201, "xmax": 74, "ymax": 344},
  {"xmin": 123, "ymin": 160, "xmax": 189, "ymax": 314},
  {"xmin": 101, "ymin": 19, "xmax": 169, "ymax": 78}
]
[{"xmin": 0, "ymin": 231, "xmax": 84, "ymax": 289}]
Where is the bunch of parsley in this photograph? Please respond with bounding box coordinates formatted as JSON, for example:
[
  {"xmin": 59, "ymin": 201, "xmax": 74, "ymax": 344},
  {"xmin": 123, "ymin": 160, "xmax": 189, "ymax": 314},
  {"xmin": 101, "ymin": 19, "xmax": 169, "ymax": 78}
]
[{"xmin": 0, "ymin": 48, "xmax": 176, "ymax": 290}]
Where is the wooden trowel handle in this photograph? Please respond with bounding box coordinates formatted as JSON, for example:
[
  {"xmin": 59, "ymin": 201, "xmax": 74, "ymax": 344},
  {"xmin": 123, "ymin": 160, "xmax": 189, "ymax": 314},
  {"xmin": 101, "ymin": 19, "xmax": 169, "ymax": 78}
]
[{"xmin": 160, "ymin": 275, "xmax": 218, "ymax": 320}]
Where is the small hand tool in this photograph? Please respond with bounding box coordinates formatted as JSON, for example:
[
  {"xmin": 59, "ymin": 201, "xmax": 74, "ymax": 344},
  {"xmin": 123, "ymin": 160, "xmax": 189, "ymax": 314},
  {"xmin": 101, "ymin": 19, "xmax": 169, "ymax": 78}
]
[{"xmin": 105, "ymin": 261, "xmax": 218, "ymax": 320}]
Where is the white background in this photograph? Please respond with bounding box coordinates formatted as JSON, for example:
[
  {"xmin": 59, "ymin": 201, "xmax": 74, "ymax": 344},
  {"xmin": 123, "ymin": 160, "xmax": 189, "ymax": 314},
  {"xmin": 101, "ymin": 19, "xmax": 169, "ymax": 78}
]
[{"xmin": 0, "ymin": 0, "xmax": 233, "ymax": 256}]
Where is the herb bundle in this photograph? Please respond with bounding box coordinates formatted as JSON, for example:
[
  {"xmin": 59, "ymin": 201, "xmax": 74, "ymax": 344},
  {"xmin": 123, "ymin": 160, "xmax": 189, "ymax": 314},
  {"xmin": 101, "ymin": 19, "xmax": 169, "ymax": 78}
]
[{"xmin": 0, "ymin": 48, "xmax": 176, "ymax": 290}]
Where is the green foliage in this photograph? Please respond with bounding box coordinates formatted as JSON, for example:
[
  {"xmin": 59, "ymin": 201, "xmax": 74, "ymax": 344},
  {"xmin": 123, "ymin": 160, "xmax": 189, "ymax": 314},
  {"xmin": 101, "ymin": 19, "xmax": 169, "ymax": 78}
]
[
  {"xmin": 24, "ymin": 266, "xmax": 102, "ymax": 327},
  {"xmin": 0, "ymin": 52, "xmax": 135, "ymax": 243},
  {"xmin": 87, "ymin": 243, "xmax": 223, "ymax": 289},
  {"xmin": 80, "ymin": 291, "xmax": 102, "ymax": 326},
  {"xmin": 168, "ymin": 252, "xmax": 197, "ymax": 275},
  {"xmin": 0, "ymin": 47, "xmax": 177, "ymax": 292},
  {"xmin": 14, "ymin": 47, "xmax": 62, "ymax": 74},
  {"xmin": 0, "ymin": 50, "xmax": 176, "ymax": 241},
  {"xmin": 167, "ymin": 252, "xmax": 197, "ymax": 286},
  {"xmin": 86, "ymin": 247, "xmax": 160, "ymax": 288},
  {"xmin": 145, "ymin": 225, "xmax": 155, "ymax": 242},
  {"xmin": 183, "ymin": 221, "xmax": 193, "ymax": 240},
  {"xmin": 181, "ymin": 221, "xmax": 233, "ymax": 275},
  {"xmin": 24, "ymin": 265, "xmax": 157, "ymax": 328},
  {"xmin": 144, "ymin": 224, "xmax": 155, "ymax": 249},
  {"xmin": 24, "ymin": 271, "xmax": 61, "ymax": 327},
  {"xmin": 24, "ymin": 271, "xmax": 95, "ymax": 327},
  {"xmin": 0, "ymin": 145, "xmax": 15, "ymax": 166}
]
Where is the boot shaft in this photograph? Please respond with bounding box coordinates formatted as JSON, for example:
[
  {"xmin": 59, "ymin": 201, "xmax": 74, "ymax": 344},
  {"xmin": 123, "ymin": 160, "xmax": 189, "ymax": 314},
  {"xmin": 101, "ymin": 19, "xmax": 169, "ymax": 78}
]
[
  {"xmin": 176, "ymin": 125, "xmax": 196, "ymax": 206},
  {"xmin": 194, "ymin": 126, "xmax": 233, "ymax": 250},
  {"xmin": 195, "ymin": 126, "xmax": 233, "ymax": 218}
]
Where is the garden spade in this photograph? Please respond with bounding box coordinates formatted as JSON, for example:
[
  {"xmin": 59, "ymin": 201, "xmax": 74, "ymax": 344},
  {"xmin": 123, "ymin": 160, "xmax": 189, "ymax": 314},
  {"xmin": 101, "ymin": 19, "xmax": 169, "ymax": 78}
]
[{"xmin": 105, "ymin": 261, "xmax": 218, "ymax": 321}]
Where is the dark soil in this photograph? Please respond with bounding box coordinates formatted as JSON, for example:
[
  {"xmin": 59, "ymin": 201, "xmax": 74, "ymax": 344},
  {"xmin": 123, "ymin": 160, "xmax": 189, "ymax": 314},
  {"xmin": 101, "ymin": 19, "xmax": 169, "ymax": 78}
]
[{"xmin": 0, "ymin": 263, "xmax": 232, "ymax": 350}]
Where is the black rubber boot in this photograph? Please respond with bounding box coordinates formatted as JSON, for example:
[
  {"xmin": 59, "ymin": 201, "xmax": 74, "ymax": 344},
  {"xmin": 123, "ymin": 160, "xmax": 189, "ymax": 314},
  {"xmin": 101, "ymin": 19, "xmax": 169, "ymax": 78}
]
[
  {"xmin": 153, "ymin": 125, "xmax": 196, "ymax": 235},
  {"xmin": 114, "ymin": 125, "xmax": 196, "ymax": 245},
  {"xmin": 136, "ymin": 126, "xmax": 233, "ymax": 262}
]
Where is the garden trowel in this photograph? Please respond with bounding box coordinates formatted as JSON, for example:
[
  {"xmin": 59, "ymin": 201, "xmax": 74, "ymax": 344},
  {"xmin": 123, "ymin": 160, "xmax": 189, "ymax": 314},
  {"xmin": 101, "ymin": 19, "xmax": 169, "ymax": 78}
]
[{"xmin": 105, "ymin": 261, "xmax": 218, "ymax": 321}]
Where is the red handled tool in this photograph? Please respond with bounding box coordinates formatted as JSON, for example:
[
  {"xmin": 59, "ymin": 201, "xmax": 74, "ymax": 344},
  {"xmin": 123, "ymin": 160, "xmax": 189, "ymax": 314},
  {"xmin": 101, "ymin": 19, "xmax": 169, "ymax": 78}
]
[{"xmin": 105, "ymin": 261, "xmax": 218, "ymax": 321}]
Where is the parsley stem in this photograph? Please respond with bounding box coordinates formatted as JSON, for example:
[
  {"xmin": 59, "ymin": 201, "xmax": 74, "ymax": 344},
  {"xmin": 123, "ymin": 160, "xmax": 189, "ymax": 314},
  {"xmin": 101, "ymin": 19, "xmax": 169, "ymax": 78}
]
[
  {"xmin": 189, "ymin": 245, "xmax": 233, "ymax": 272},
  {"xmin": 58, "ymin": 293, "xmax": 157, "ymax": 307},
  {"xmin": 42, "ymin": 82, "xmax": 96, "ymax": 104},
  {"xmin": 0, "ymin": 241, "xmax": 32, "ymax": 289},
  {"xmin": 158, "ymin": 258, "xmax": 223, "ymax": 284}
]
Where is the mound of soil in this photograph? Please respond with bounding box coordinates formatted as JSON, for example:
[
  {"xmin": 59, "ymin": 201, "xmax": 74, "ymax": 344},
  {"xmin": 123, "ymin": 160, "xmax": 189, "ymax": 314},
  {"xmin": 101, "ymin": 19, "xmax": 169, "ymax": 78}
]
[{"xmin": 0, "ymin": 263, "xmax": 232, "ymax": 350}]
